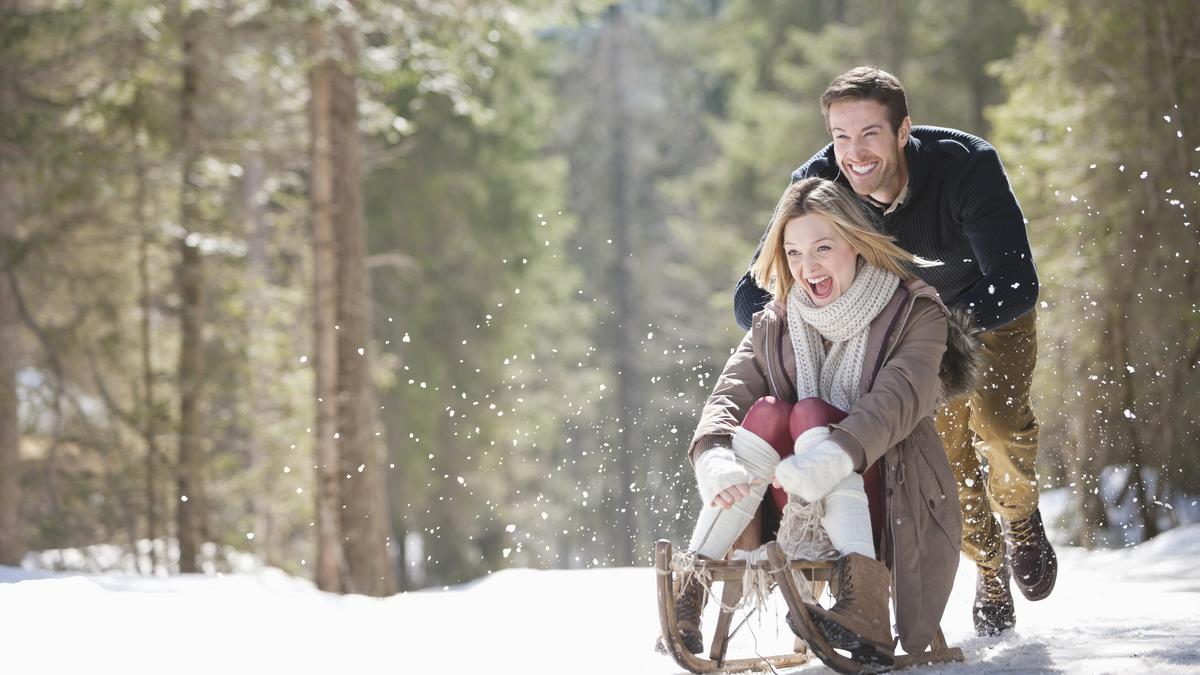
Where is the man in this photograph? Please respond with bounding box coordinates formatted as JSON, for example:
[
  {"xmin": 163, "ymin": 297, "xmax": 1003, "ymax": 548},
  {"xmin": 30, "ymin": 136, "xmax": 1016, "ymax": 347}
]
[{"xmin": 734, "ymin": 66, "xmax": 1056, "ymax": 636}]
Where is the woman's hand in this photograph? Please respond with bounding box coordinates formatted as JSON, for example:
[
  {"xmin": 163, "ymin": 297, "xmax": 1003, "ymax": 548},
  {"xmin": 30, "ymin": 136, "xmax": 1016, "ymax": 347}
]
[
  {"xmin": 694, "ymin": 447, "xmax": 751, "ymax": 506},
  {"xmin": 712, "ymin": 478, "xmax": 768, "ymax": 509},
  {"xmin": 712, "ymin": 483, "xmax": 750, "ymax": 509},
  {"xmin": 773, "ymin": 437, "xmax": 854, "ymax": 502}
]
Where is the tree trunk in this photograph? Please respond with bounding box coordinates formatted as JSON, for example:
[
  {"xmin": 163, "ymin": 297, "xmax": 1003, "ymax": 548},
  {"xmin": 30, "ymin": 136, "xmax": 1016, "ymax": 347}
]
[
  {"xmin": 176, "ymin": 5, "xmax": 207, "ymax": 574},
  {"xmin": 1067, "ymin": 352, "xmax": 1105, "ymax": 548},
  {"xmin": 330, "ymin": 18, "xmax": 396, "ymax": 597},
  {"xmin": 881, "ymin": 0, "xmax": 909, "ymax": 79},
  {"xmin": 307, "ymin": 18, "xmax": 344, "ymax": 594},
  {"xmin": 604, "ymin": 7, "xmax": 637, "ymax": 567},
  {"xmin": 135, "ymin": 114, "xmax": 161, "ymax": 575},
  {"xmin": 0, "ymin": 120, "xmax": 20, "ymax": 568}
]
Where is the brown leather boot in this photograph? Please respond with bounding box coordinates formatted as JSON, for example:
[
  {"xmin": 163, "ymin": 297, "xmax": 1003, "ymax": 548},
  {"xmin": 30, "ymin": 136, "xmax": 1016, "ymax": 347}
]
[
  {"xmin": 1005, "ymin": 508, "xmax": 1058, "ymax": 601},
  {"xmin": 655, "ymin": 572, "xmax": 707, "ymax": 655},
  {"xmin": 973, "ymin": 560, "xmax": 1016, "ymax": 636},
  {"xmin": 805, "ymin": 553, "xmax": 895, "ymax": 666}
]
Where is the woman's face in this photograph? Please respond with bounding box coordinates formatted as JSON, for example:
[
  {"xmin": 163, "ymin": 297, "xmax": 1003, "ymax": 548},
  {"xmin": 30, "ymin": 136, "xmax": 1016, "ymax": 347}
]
[{"xmin": 784, "ymin": 213, "xmax": 859, "ymax": 307}]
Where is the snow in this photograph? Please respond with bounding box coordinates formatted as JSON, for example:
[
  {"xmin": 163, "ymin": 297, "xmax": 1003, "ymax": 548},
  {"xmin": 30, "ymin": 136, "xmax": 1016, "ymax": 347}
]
[{"xmin": 3, "ymin": 526, "xmax": 1200, "ymax": 674}]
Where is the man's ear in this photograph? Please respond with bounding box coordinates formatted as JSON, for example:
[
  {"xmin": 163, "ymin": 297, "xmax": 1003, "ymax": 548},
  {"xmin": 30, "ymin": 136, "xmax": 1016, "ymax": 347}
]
[{"xmin": 897, "ymin": 116, "xmax": 912, "ymax": 146}]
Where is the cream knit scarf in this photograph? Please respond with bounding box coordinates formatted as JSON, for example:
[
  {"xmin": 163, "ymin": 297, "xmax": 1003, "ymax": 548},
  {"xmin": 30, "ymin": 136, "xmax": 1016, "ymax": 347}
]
[
  {"xmin": 786, "ymin": 261, "xmax": 899, "ymax": 412},
  {"xmin": 777, "ymin": 262, "xmax": 897, "ymax": 562}
]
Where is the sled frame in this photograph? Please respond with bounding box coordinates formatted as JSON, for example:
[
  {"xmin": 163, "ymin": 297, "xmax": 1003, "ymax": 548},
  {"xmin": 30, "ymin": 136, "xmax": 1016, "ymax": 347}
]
[{"xmin": 655, "ymin": 539, "xmax": 965, "ymax": 674}]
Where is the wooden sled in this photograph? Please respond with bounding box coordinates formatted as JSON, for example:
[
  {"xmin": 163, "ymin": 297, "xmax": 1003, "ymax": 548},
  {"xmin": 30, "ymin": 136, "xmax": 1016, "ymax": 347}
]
[{"xmin": 655, "ymin": 539, "xmax": 964, "ymax": 674}]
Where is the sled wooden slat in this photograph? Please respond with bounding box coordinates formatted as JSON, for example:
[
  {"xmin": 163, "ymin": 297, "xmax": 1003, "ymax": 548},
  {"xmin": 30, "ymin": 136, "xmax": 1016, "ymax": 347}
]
[
  {"xmin": 696, "ymin": 558, "xmax": 836, "ymax": 583},
  {"xmin": 892, "ymin": 626, "xmax": 964, "ymax": 669},
  {"xmin": 707, "ymin": 577, "xmax": 742, "ymax": 663}
]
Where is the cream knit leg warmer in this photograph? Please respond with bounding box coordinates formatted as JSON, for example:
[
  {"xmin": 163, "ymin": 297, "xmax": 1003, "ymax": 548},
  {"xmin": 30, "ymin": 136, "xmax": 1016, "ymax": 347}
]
[
  {"xmin": 820, "ymin": 472, "xmax": 876, "ymax": 558},
  {"xmin": 688, "ymin": 427, "xmax": 780, "ymax": 559}
]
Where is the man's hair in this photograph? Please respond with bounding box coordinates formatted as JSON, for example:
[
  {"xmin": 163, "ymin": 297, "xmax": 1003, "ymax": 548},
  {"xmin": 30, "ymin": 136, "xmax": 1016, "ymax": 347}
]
[
  {"xmin": 820, "ymin": 66, "xmax": 909, "ymax": 133},
  {"xmin": 751, "ymin": 178, "xmax": 937, "ymax": 301}
]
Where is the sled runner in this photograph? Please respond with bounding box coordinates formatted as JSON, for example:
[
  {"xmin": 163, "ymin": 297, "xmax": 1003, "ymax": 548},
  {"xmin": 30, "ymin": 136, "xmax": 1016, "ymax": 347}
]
[{"xmin": 655, "ymin": 539, "xmax": 964, "ymax": 674}]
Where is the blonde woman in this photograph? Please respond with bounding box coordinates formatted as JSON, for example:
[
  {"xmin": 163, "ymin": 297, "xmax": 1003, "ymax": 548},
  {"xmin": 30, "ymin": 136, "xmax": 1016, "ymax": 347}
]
[{"xmin": 671, "ymin": 177, "xmax": 976, "ymax": 670}]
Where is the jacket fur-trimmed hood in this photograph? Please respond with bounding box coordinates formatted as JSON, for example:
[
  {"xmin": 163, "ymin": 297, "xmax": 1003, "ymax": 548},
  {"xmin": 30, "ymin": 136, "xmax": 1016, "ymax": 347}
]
[{"xmin": 939, "ymin": 306, "xmax": 982, "ymax": 402}]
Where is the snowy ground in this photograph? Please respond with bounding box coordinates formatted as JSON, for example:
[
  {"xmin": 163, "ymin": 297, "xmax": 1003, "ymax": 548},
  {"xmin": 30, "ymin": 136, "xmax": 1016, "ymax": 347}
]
[{"xmin": 3, "ymin": 526, "xmax": 1199, "ymax": 674}]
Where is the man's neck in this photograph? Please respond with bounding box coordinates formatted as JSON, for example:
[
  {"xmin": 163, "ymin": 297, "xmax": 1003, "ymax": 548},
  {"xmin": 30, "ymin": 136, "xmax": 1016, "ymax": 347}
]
[{"xmin": 868, "ymin": 159, "xmax": 908, "ymax": 208}]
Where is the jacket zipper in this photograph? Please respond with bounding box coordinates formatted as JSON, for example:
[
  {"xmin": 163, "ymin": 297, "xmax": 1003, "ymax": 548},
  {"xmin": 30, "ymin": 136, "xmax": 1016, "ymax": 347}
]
[
  {"xmin": 873, "ymin": 293, "xmax": 916, "ymax": 593},
  {"xmin": 763, "ymin": 317, "xmax": 780, "ymax": 398},
  {"xmin": 879, "ymin": 298, "xmax": 919, "ymax": 365}
]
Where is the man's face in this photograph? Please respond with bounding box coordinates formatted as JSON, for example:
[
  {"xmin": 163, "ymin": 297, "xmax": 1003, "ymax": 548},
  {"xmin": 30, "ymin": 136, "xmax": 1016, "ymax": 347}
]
[{"xmin": 828, "ymin": 99, "xmax": 910, "ymax": 203}]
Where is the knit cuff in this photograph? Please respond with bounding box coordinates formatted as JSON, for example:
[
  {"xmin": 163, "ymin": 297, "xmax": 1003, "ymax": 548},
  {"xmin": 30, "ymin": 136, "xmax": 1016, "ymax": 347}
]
[
  {"xmin": 829, "ymin": 427, "xmax": 868, "ymax": 472},
  {"xmin": 794, "ymin": 425, "xmax": 831, "ymax": 456}
]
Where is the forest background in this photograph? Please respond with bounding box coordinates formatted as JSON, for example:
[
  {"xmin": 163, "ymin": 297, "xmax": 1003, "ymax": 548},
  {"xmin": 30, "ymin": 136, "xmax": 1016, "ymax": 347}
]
[{"xmin": 1, "ymin": 0, "xmax": 1196, "ymax": 596}]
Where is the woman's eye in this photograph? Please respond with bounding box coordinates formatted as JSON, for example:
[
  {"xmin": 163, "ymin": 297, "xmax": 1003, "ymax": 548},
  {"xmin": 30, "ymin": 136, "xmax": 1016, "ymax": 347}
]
[{"xmin": 817, "ymin": 245, "xmax": 831, "ymax": 252}]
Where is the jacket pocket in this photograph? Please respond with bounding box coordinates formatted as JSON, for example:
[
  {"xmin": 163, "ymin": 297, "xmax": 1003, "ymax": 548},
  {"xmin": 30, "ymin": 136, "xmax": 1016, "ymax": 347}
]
[{"xmin": 910, "ymin": 425, "xmax": 963, "ymax": 548}]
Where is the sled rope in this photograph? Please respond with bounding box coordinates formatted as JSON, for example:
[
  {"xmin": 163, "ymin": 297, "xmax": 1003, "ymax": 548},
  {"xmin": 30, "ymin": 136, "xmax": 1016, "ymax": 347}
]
[{"xmin": 776, "ymin": 495, "xmax": 839, "ymax": 564}]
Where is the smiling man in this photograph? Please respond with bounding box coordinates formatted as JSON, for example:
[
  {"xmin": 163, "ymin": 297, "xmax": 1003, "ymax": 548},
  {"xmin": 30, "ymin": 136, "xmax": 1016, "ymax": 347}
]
[{"xmin": 733, "ymin": 66, "xmax": 1056, "ymax": 637}]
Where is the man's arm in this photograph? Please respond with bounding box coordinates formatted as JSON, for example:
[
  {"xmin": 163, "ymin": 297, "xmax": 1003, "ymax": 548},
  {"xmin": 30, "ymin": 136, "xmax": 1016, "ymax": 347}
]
[
  {"xmin": 952, "ymin": 148, "xmax": 1039, "ymax": 330},
  {"xmin": 733, "ymin": 272, "xmax": 771, "ymax": 331},
  {"xmin": 732, "ymin": 145, "xmax": 838, "ymax": 330}
]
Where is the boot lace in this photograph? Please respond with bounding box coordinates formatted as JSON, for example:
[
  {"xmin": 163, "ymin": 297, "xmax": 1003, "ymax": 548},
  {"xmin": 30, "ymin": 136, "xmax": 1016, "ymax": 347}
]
[
  {"xmin": 675, "ymin": 574, "xmax": 703, "ymax": 626},
  {"xmin": 1007, "ymin": 513, "xmax": 1039, "ymax": 547},
  {"xmin": 835, "ymin": 560, "xmax": 855, "ymax": 604},
  {"xmin": 776, "ymin": 495, "xmax": 837, "ymax": 561},
  {"xmin": 980, "ymin": 566, "xmax": 1009, "ymax": 602}
]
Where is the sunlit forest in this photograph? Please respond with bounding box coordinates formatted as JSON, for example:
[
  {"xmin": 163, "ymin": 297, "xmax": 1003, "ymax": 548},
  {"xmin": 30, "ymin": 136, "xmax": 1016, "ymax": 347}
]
[{"xmin": 1, "ymin": 0, "xmax": 1196, "ymax": 597}]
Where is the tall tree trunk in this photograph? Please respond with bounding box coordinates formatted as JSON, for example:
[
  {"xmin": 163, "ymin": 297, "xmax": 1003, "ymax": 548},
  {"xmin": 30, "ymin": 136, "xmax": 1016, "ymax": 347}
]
[
  {"xmin": 330, "ymin": 17, "xmax": 396, "ymax": 596},
  {"xmin": 881, "ymin": 0, "xmax": 909, "ymax": 78},
  {"xmin": 176, "ymin": 5, "xmax": 207, "ymax": 573},
  {"xmin": 307, "ymin": 18, "xmax": 344, "ymax": 593},
  {"xmin": 605, "ymin": 7, "xmax": 637, "ymax": 567},
  {"xmin": 125, "ymin": 27, "xmax": 161, "ymax": 575},
  {"xmin": 1068, "ymin": 350, "xmax": 1107, "ymax": 548},
  {"xmin": 0, "ymin": 87, "xmax": 21, "ymax": 566},
  {"xmin": 135, "ymin": 115, "xmax": 161, "ymax": 575}
]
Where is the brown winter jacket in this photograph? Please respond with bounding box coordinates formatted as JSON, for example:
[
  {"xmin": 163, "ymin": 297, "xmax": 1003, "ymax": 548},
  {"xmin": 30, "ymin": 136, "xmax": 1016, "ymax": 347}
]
[{"xmin": 689, "ymin": 279, "xmax": 967, "ymax": 654}]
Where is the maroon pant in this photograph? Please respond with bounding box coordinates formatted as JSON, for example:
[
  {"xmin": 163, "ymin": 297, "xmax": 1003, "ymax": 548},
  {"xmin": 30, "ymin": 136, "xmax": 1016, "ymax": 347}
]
[{"xmin": 740, "ymin": 397, "xmax": 884, "ymax": 551}]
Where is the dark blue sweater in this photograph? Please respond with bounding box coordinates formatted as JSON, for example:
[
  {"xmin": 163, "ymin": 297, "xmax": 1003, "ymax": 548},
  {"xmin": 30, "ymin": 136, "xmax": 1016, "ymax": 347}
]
[{"xmin": 734, "ymin": 126, "xmax": 1038, "ymax": 332}]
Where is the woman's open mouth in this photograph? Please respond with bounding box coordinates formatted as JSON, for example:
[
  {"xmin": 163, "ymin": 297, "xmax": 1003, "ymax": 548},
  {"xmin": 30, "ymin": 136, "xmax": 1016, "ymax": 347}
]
[{"xmin": 806, "ymin": 275, "xmax": 834, "ymax": 300}]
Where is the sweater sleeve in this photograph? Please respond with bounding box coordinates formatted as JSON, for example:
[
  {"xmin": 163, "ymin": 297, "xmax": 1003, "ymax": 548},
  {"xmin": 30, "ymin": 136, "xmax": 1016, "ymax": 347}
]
[
  {"xmin": 733, "ymin": 146, "xmax": 839, "ymax": 331},
  {"xmin": 828, "ymin": 299, "xmax": 948, "ymax": 471},
  {"xmin": 949, "ymin": 148, "xmax": 1039, "ymax": 330}
]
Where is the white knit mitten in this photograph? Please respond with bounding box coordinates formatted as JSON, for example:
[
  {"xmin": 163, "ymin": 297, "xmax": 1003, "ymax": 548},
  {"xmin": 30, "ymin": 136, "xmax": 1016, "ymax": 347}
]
[
  {"xmin": 694, "ymin": 446, "xmax": 751, "ymax": 506},
  {"xmin": 774, "ymin": 437, "xmax": 854, "ymax": 502}
]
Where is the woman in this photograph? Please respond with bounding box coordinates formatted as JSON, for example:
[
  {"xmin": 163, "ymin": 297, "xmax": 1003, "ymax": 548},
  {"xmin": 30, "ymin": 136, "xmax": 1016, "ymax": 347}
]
[{"xmin": 673, "ymin": 177, "xmax": 976, "ymax": 667}]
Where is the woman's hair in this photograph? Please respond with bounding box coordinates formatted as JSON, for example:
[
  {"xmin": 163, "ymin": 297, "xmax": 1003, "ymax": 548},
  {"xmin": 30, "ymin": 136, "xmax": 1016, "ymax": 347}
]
[{"xmin": 750, "ymin": 177, "xmax": 939, "ymax": 300}]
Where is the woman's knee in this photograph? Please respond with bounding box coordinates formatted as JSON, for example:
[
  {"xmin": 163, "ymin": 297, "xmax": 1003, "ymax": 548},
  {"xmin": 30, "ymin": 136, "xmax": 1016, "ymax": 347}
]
[
  {"xmin": 741, "ymin": 397, "xmax": 793, "ymax": 455},
  {"xmin": 789, "ymin": 397, "xmax": 847, "ymax": 437}
]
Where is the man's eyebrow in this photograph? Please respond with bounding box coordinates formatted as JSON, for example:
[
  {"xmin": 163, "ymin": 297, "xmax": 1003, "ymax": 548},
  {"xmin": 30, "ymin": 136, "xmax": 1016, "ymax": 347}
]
[{"xmin": 831, "ymin": 124, "xmax": 882, "ymax": 133}]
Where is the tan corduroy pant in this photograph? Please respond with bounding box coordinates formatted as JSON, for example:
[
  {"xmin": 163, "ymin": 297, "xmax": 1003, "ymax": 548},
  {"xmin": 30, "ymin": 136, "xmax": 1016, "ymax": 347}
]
[{"xmin": 936, "ymin": 309, "xmax": 1040, "ymax": 572}]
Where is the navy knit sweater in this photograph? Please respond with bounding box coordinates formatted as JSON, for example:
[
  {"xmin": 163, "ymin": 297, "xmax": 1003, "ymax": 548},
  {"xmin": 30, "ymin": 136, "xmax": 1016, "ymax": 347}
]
[{"xmin": 734, "ymin": 126, "xmax": 1038, "ymax": 332}]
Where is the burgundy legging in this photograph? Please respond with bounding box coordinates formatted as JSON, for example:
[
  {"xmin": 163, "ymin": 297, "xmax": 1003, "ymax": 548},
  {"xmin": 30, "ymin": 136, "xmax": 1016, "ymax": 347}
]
[{"xmin": 741, "ymin": 396, "xmax": 884, "ymax": 551}]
